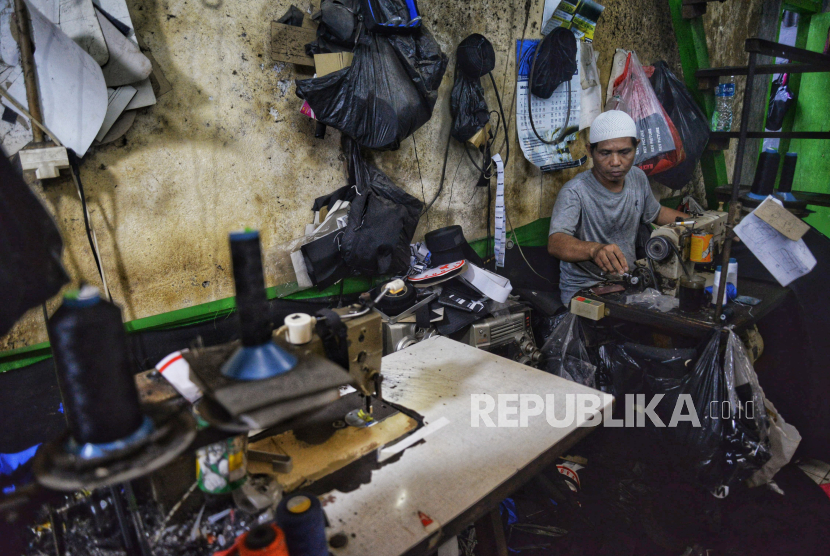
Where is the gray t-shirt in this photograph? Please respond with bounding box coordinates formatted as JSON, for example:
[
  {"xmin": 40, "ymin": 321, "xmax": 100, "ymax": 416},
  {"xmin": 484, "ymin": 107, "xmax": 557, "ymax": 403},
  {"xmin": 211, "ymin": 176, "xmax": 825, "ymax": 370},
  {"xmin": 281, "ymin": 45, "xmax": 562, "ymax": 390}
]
[{"xmin": 549, "ymin": 167, "xmax": 661, "ymax": 305}]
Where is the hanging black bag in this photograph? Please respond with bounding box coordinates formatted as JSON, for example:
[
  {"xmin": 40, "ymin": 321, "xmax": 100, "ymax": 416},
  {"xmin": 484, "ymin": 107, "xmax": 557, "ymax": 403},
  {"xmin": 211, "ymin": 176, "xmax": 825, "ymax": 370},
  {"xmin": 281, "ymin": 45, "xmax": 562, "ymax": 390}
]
[{"xmin": 340, "ymin": 138, "xmax": 422, "ymax": 276}]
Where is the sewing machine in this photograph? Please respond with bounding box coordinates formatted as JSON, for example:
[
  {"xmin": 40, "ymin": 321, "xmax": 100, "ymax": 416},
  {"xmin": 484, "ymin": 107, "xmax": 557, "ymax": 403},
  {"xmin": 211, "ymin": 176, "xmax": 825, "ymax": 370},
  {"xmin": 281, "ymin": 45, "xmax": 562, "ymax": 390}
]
[{"xmin": 639, "ymin": 210, "xmax": 728, "ymax": 292}]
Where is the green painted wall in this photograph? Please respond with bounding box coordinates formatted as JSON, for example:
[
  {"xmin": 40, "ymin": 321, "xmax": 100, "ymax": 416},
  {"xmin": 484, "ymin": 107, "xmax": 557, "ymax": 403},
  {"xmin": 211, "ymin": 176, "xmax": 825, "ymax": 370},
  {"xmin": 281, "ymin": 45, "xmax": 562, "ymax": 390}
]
[{"xmin": 790, "ymin": 12, "xmax": 830, "ymax": 237}]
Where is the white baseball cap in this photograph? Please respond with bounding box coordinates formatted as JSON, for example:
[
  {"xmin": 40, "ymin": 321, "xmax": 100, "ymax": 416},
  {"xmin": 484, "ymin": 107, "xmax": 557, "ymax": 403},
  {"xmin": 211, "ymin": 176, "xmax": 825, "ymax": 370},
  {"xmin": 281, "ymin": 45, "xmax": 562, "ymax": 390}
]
[{"xmin": 589, "ymin": 110, "xmax": 638, "ymax": 144}]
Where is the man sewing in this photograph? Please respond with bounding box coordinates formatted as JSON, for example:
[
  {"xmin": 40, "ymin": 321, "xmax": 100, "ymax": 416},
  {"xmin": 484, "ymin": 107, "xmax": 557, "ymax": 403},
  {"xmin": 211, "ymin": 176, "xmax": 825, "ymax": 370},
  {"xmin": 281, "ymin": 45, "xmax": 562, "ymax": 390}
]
[{"xmin": 548, "ymin": 110, "xmax": 689, "ymax": 306}]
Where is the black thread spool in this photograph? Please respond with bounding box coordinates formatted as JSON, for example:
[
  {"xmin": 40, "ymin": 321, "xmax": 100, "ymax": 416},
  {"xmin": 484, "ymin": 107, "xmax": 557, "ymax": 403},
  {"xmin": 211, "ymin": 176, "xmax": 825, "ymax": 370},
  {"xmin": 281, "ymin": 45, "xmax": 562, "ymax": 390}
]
[
  {"xmin": 48, "ymin": 287, "xmax": 143, "ymax": 445},
  {"xmin": 749, "ymin": 149, "xmax": 780, "ymax": 198},
  {"xmin": 230, "ymin": 230, "xmax": 272, "ymax": 346},
  {"xmin": 778, "ymin": 152, "xmax": 797, "ymax": 194}
]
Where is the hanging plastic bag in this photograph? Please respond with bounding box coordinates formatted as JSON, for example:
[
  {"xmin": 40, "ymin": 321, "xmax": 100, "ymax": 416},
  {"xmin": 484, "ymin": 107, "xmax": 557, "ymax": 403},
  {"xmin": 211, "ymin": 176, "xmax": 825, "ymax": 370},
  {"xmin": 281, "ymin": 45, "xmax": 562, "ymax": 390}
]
[
  {"xmin": 649, "ymin": 61, "xmax": 711, "ymax": 190},
  {"xmin": 0, "ymin": 156, "xmax": 69, "ymax": 335},
  {"xmin": 541, "ymin": 313, "xmax": 596, "ymax": 387},
  {"xmin": 607, "ymin": 51, "xmax": 685, "ymax": 176},
  {"xmin": 672, "ymin": 330, "xmax": 771, "ymax": 492},
  {"xmin": 295, "ymin": 28, "xmax": 447, "ymax": 150},
  {"xmin": 340, "ymin": 137, "xmax": 423, "ymax": 276},
  {"xmin": 721, "ymin": 328, "xmax": 771, "ymax": 486},
  {"xmin": 766, "ymin": 74, "xmax": 795, "ymax": 132},
  {"xmin": 450, "ymin": 74, "xmax": 489, "ymax": 142},
  {"xmin": 671, "ymin": 330, "xmax": 728, "ymax": 491}
]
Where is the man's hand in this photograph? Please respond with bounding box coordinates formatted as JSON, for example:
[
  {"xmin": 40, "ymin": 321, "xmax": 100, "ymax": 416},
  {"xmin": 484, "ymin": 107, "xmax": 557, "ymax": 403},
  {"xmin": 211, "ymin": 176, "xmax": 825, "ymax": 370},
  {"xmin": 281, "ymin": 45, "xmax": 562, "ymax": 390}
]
[{"xmin": 591, "ymin": 243, "xmax": 629, "ymax": 274}]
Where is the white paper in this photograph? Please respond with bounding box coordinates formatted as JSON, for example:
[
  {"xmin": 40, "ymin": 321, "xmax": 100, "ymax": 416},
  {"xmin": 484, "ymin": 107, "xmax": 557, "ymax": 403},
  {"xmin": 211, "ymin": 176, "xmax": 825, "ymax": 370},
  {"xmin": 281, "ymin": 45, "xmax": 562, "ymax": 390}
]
[
  {"xmin": 459, "ymin": 263, "xmax": 513, "ymax": 303},
  {"xmin": 734, "ymin": 196, "xmax": 816, "ymax": 286},
  {"xmin": 92, "ymin": 0, "xmax": 132, "ymax": 37},
  {"xmin": 96, "ymin": 8, "xmax": 151, "ymax": 86},
  {"xmin": 96, "ymin": 85, "xmax": 135, "ymax": 140},
  {"xmin": 1, "ymin": 1, "xmax": 108, "ymax": 156},
  {"xmin": 492, "ymin": 154, "xmax": 506, "ymax": 268},
  {"xmin": 29, "ymin": 0, "xmax": 109, "ymax": 65},
  {"xmin": 516, "ymin": 39, "xmax": 586, "ymax": 171},
  {"xmin": 541, "ymin": 0, "xmax": 562, "ymax": 31},
  {"xmin": 578, "ymin": 40, "xmax": 602, "ymax": 130},
  {"xmin": 124, "ymin": 77, "xmax": 156, "ymax": 109},
  {"xmin": 94, "ymin": 0, "xmax": 156, "ymax": 108}
]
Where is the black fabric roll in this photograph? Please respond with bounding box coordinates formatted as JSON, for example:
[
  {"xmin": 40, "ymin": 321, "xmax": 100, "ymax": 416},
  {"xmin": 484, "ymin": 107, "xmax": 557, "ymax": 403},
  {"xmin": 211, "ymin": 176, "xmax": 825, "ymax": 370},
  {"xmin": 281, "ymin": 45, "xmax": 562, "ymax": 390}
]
[
  {"xmin": 230, "ymin": 232, "xmax": 272, "ymax": 346},
  {"xmin": 750, "ymin": 150, "xmax": 780, "ymax": 196},
  {"xmin": 49, "ymin": 295, "xmax": 143, "ymax": 445},
  {"xmin": 778, "ymin": 152, "xmax": 798, "ymax": 194},
  {"xmin": 456, "ymin": 34, "xmax": 496, "ymax": 79}
]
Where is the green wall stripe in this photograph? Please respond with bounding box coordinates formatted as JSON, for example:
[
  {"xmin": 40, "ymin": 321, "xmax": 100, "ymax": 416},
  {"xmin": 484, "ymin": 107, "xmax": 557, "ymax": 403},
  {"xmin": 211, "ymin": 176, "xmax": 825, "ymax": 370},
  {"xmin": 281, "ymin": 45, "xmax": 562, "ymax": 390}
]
[{"xmin": 1, "ymin": 219, "xmax": 554, "ymax": 373}]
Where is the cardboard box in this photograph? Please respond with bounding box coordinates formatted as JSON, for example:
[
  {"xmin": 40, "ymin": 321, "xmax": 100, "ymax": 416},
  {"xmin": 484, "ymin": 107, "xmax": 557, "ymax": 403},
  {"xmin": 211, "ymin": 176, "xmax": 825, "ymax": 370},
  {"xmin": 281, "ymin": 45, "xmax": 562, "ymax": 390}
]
[{"xmin": 314, "ymin": 52, "xmax": 354, "ymax": 76}]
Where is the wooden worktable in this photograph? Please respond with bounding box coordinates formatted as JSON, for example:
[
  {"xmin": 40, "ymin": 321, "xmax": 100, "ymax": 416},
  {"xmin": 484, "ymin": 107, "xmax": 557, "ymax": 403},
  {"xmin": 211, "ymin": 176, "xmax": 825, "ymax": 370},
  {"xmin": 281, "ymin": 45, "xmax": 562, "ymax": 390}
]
[
  {"xmin": 318, "ymin": 336, "xmax": 611, "ymax": 556},
  {"xmin": 580, "ymin": 278, "xmax": 789, "ymax": 338}
]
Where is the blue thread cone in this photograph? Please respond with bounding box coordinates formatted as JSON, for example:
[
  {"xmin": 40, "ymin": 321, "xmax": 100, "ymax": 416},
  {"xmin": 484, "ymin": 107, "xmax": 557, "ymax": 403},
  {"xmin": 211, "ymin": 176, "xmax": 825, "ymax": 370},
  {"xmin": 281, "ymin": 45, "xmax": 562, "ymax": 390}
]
[{"xmin": 220, "ymin": 342, "xmax": 297, "ymax": 380}]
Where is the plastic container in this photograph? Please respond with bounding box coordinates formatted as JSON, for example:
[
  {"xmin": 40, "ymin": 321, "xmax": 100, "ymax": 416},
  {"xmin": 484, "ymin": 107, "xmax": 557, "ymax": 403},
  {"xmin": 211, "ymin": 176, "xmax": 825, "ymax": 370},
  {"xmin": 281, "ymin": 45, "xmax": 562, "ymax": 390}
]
[
  {"xmin": 711, "ymin": 76, "xmax": 736, "ymax": 132},
  {"xmin": 711, "ymin": 263, "xmax": 737, "ymax": 307},
  {"xmin": 727, "ymin": 258, "xmax": 738, "ymax": 291}
]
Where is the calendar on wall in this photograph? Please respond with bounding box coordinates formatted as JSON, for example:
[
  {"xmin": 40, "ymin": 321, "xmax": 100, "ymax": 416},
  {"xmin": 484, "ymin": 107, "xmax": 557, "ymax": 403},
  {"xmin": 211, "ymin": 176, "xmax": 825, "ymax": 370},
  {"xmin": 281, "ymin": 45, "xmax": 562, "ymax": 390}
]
[{"xmin": 516, "ymin": 39, "xmax": 587, "ymax": 172}]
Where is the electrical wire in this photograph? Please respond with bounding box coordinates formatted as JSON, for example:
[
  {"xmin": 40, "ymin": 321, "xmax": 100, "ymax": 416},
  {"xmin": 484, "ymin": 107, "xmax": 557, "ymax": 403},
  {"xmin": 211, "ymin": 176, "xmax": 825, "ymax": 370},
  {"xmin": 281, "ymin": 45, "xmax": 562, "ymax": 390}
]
[
  {"xmin": 67, "ymin": 152, "xmax": 112, "ymax": 301},
  {"xmin": 412, "ymin": 134, "xmax": 427, "ymax": 225},
  {"xmin": 527, "ymin": 41, "xmax": 571, "ymax": 145},
  {"xmin": 505, "ymin": 210, "xmax": 554, "ymax": 284},
  {"xmin": 421, "ymin": 126, "xmax": 452, "ymax": 217}
]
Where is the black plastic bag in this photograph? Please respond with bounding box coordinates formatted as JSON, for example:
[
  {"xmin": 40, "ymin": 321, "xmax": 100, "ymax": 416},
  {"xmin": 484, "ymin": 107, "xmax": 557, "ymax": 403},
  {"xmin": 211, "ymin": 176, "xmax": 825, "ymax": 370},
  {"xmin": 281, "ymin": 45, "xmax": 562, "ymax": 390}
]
[
  {"xmin": 649, "ymin": 61, "xmax": 710, "ymax": 190},
  {"xmin": 340, "ymin": 138, "xmax": 422, "ymax": 275},
  {"xmin": 306, "ymin": 0, "xmax": 361, "ymax": 55},
  {"xmin": 671, "ymin": 330, "xmax": 771, "ymax": 491},
  {"xmin": 296, "ymin": 28, "xmax": 447, "ymax": 150},
  {"xmin": 277, "ymin": 5, "xmax": 305, "ymax": 27},
  {"xmin": 450, "ymin": 74, "xmax": 488, "ymax": 143},
  {"xmin": 671, "ymin": 330, "xmax": 728, "ymax": 490},
  {"xmin": 530, "ymin": 27, "xmax": 577, "ymax": 99},
  {"xmin": 541, "ymin": 314, "xmax": 596, "ymax": 387},
  {"xmin": 0, "ymin": 156, "xmax": 69, "ymax": 335},
  {"xmin": 766, "ymin": 75, "xmax": 795, "ymax": 131}
]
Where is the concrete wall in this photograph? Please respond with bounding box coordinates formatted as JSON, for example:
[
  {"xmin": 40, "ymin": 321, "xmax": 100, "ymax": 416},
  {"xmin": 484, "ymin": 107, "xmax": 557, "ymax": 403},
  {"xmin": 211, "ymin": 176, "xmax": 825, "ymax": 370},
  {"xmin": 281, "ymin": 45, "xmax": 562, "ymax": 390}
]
[{"xmin": 3, "ymin": 0, "xmax": 684, "ymax": 350}]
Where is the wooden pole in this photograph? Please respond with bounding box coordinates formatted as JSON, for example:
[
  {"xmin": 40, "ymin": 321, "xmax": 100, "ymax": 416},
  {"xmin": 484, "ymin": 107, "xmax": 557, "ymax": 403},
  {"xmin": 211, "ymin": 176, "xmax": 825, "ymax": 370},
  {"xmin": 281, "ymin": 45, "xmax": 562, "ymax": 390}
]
[{"xmin": 13, "ymin": 0, "xmax": 44, "ymax": 143}]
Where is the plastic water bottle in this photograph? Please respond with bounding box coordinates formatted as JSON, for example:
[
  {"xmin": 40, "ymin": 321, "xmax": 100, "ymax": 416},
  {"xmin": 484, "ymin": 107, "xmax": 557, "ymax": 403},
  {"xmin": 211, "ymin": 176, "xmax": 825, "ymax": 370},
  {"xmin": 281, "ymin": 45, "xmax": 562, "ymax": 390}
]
[{"xmin": 711, "ymin": 76, "xmax": 736, "ymax": 132}]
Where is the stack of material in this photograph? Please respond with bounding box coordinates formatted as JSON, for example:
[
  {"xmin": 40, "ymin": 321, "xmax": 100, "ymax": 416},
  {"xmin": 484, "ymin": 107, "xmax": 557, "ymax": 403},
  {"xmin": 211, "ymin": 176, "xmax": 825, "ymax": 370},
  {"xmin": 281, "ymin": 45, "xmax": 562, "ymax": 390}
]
[{"xmin": 0, "ymin": 0, "xmax": 159, "ymax": 157}]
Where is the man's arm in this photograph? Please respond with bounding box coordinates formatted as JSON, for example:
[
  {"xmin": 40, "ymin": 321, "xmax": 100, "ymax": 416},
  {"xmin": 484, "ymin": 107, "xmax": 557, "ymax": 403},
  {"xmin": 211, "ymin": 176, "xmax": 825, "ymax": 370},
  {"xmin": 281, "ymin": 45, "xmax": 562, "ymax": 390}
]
[
  {"xmin": 548, "ymin": 233, "xmax": 629, "ymax": 274},
  {"xmin": 653, "ymin": 206, "xmax": 689, "ymax": 226}
]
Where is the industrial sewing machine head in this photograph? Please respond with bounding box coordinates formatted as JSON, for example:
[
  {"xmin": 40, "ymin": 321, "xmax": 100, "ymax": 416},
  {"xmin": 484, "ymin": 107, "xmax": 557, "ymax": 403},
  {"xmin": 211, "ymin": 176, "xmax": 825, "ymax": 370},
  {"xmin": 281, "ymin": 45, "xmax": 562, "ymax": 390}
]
[
  {"xmin": 638, "ymin": 210, "xmax": 728, "ymax": 293},
  {"xmin": 185, "ymin": 230, "xmax": 399, "ymax": 432}
]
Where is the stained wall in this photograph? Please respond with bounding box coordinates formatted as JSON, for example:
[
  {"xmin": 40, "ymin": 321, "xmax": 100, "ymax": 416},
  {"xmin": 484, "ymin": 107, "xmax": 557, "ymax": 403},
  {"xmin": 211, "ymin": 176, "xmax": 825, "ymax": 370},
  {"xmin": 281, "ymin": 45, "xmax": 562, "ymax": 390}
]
[{"xmin": 3, "ymin": 0, "xmax": 685, "ymax": 350}]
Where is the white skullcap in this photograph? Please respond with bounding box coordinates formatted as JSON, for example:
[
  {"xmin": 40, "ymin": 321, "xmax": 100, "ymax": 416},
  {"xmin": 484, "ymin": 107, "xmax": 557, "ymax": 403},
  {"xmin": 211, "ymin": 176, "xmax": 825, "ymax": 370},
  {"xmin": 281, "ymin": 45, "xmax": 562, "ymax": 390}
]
[{"xmin": 589, "ymin": 110, "xmax": 638, "ymax": 144}]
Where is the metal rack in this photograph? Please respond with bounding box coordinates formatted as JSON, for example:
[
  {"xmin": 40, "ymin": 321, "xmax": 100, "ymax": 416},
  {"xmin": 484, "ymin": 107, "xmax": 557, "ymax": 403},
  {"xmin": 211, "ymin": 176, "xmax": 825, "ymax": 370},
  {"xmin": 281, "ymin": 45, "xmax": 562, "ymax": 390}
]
[{"xmin": 702, "ymin": 37, "xmax": 830, "ymax": 317}]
